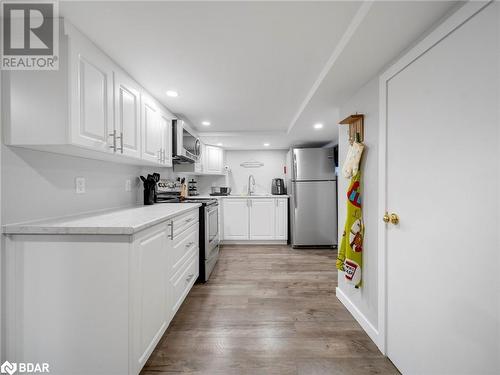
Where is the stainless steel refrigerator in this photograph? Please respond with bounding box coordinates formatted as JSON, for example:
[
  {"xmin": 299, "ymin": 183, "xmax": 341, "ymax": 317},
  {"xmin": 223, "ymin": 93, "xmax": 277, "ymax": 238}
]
[{"xmin": 288, "ymin": 147, "xmax": 337, "ymax": 248}]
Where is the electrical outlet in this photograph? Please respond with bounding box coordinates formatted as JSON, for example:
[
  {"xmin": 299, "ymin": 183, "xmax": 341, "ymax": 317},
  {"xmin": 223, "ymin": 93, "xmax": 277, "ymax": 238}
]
[
  {"xmin": 125, "ymin": 179, "xmax": 132, "ymax": 192},
  {"xmin": 75, "ymin": 177, "xmax": 86, "ymax": 194}
]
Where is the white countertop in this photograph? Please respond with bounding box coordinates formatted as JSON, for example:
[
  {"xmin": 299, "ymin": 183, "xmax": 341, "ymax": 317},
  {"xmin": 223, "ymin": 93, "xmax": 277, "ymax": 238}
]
[
  {"xmin": 190, "ymin": 194, "xmax": 289, "ymax": 199},
  {"xmin": 3, "ymin": 204, "xmax": 201, "ymax": 235}
]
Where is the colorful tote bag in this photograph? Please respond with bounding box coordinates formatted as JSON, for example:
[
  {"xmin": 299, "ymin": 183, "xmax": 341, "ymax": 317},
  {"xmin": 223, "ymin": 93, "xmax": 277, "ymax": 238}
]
[{"xmin": 336, "ymin": 171, "xmax": 364, "ymax": 288}]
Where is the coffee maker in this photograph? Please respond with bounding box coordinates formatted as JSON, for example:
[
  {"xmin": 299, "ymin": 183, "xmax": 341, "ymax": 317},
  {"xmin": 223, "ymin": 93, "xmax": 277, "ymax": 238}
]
[{"xmin": 271, "ymin": 178, "xmax": 286, "ymax": 195}]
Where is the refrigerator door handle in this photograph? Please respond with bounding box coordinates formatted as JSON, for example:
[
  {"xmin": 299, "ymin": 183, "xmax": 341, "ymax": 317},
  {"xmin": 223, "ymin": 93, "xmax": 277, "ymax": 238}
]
[
  {"xmin": 293, "ymin": 153, "xmax": 298, "ymax": 180},
  {"xmin": 292, "ymin": 181, "xmax": 297, "ymax": 208}
]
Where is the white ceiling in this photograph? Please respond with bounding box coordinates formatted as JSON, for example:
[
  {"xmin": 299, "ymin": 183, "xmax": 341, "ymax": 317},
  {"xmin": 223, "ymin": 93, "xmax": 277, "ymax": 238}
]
[{"xmin": 60, "ymin": 1, "xmax": 459, "ymax": 150}]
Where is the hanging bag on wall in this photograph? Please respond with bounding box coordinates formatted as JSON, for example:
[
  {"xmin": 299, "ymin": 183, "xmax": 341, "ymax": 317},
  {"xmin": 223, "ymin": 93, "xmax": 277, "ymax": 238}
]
[{"xmin": 336, "ymin": 170, "xmax": 364, "ymax": 288}]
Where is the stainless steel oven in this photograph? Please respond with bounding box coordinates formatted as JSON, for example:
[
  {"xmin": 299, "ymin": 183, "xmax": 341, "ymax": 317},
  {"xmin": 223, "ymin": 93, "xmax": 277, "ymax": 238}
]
[
  {"xmin": 182, "ymin": 198, "xmax": 220, "ymax": 282},
  {"xmin": 204, "ymin": 201, "xmax": 219, "ymax": 280}
]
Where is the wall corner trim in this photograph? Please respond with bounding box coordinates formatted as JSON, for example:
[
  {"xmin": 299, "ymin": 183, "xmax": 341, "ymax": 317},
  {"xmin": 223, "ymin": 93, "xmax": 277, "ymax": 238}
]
[{"xmin": 335, "ymin": 287, "xmax": 383, "ymax": 353}]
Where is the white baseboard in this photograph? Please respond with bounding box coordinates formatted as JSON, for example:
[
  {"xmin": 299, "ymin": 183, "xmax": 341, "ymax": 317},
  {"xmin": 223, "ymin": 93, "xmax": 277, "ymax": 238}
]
[
  {"xmin": 335, "ymin": 287, "xmax": 382, "ymax": 351},
  {"xmin": 222, "ymin": 240, "xmax": 288, "ymax": 245}
]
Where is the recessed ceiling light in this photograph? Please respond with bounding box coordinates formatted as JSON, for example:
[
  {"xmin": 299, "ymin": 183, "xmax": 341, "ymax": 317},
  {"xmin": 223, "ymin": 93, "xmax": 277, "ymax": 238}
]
[
  {"xmin": 314, "ymin": 123, "xmax": 324, "ymax": 129},
  {"xmin": 166, "ymin": 90, "xmax": 178, "ymax": 97},
  {"xmin": 217, "ymin": 143, "xmax": 223, "ymax": 146},
  {"xmin": 263, "ymin": 143, "xmax": 270, "ymax": 147},
  {"xmin": 202, "ymin": 121, "xmax": 211, "ymax": 126}
]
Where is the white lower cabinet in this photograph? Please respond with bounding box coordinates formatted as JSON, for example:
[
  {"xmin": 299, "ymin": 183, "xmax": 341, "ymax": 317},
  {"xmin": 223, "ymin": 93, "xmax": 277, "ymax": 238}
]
[
  {"xmin": 223, "ymin": 197, "xmax": 288, "ymax": 241},
  {"xmin": 249, "ymin": 199, "xmax": 275, "ymax": 240},
  {"xmin": 222, "ymin": 199, "xmax": 249, "ymax": 240},
  {"xmin": 275, "ymin": 198, "xmax": 288, "ymax": 240},
  {"xmin": 132, "ymin": 224, "xmax": 169, "ymax": 371},
  {"xmin": 3, "ymin": 209, "xmax": 199, "ymax": 375}
]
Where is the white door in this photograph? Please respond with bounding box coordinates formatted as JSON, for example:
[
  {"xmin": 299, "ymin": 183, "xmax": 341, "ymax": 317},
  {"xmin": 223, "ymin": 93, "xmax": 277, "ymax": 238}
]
[
  {"xmin": 158, "ymin": 111, "xmax": 173, "ymax": 167},
  {"xmin": 384, "ymin": 4, "xmax": 499, "ymax": 374},
  {"xmin": 223, "ymin": 199, "xmax": 249, "ymax": 240},
  {"xmin": 114, "ymin": 70, "xmax": 141, "ymax": 158},
  {"xmin": 274, "ymin": 198, "xmax": 288, "ymax": 240},
  {"xmin": 204, "ymin": 145, "xmax": 222, "ymax": 174},
  {"xmin": 69, "ymin": 35, "xmax": 114, "ymax": 151},
  {"xmin": 134, "ymin": 225, "xmax": 168, "ymax": 370},
  {"xmin": 249, "ymin": 199, "xmax": 275, "ymax": 240},
  {"xmin": 141, "ymin": 94, "xmax": 161, "ymax": 164}
]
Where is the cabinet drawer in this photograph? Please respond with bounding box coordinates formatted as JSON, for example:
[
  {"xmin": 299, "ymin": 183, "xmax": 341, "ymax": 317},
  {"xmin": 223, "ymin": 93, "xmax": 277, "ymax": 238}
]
[
  {"xmin": 171, "ymin": 210, "xmax": 199, "ymax": 237},
  {"xmin": 171, "ymin": 224, "xmax": 199, "ymax": 275},
  {"xmin": 170, "ymin": 251, "xmax": 199, "ymax": 313}
]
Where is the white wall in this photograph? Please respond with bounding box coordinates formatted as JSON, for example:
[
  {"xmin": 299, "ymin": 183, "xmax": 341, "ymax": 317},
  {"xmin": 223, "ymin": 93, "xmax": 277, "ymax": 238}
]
[
  {"xmin": 337, "ymin": 77, "xmax": 379, "ymax": 334},
  {"xmin": 1, "ymin": 146, "xmax": 142, "ymax": 224},
  {"xmin": 198, "ymin": 150, "xmax": 287, "ymax": 195}
]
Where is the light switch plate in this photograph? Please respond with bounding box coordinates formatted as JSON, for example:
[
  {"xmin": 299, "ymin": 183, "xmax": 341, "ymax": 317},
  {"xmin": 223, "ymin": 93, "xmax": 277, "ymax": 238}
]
[
  {"xmin": 75, "ymin": 177, "xmax": 86, "ymax": 194},
  {"xmin": 125, "ymin": 179, "xmax": 132, "ymax": 192}
]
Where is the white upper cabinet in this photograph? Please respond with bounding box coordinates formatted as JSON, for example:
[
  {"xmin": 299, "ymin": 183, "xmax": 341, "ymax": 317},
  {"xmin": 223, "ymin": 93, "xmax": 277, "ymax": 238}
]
[
  {"xmin": 68, "ymin": 28, "xmax": 114, "ymax": 152},
  {"xmin": 114, "ymin": 69, "xmax": 141, "ymax": 158},
  {"xmin": 194, "ymin": 141, "xmax": 205, "ymax": 173},
  {"xmin": 204, "ymin": 145, "xmax": 224, "ymax": 174},
  {"xmin": 158, "ymin": 110, "xmax": 173, "ymax": 167},
  {"xmin": 141, "ymin": 94, "xmax": 162, "ymax": 164},
  {"xmin": 3, "ymin": 20, "xmax": 175, "ymax": 168},
  {"xmin": 249, "ymin": 199, "xmax": 275, "ymax": 240}
]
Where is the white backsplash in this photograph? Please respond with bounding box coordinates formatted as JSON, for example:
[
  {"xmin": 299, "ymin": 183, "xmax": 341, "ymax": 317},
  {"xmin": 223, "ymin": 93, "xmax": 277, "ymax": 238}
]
[{"xmin": 198, "ymin": 150, "xmax": 287, "ymax": 195}]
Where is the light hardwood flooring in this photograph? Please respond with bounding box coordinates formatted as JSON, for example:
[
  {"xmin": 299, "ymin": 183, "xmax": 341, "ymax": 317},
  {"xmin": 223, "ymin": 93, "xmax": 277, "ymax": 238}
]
[{"xmin": 141, "ymin": 245, "xmax": 399, "ymax": 375}]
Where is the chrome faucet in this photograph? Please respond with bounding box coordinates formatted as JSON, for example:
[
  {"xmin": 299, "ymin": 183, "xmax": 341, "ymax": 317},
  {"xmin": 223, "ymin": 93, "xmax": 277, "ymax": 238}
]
[{"xmin": 248, "ymin": 174, "xmax": 255, "ymax": 196}]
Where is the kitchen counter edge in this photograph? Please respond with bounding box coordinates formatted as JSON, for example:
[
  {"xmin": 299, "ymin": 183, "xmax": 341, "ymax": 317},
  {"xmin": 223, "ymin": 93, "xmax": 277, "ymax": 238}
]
[{"xmin": 2, "ymin": 204, "xmax": 202, "ymax": 236}]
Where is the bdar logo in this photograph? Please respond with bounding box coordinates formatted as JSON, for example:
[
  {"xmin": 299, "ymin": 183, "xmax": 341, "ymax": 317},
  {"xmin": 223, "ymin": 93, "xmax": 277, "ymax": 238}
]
[
  {"xmin": 0, "ymin": 361, "xmax": 17, "ymax": 375},
  {"xmin": 1, "ymin": 1, "xmax": 59, "ymax": 70}
]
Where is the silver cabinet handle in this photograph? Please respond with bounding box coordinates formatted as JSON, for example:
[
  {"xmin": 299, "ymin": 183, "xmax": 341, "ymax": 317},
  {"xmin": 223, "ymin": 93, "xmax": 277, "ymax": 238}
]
[
  {"xmin": 117, "ymin": 132, "xmax": 123, "ymax": 153},
  {"xmin": 161, "ymin": 149, "xmax": 165, "ymax": 163},
  {"xmin": 168, "ymin": 222, "xmax": 174, "ymax": 239},
  {"xmin": 186, "ymin": 273, "xmax": 194, "ymax": 282},
  {"xmin": 185, "ymin": 217, "xmax": 194, "ymax": 224},
  {"xmin": 109, "ymin": 130, "xmax": 117, "ymax": 151},
  {"xmin": 185, "ymin": 241, "xmax": 195, "ymax": 248}
]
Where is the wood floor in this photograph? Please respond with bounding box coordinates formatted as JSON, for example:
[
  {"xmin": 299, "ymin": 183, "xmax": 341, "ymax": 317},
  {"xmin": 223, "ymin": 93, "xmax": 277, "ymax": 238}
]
[{"xmin": 141, "ymin": 245, "xmax": 399, "ymax": 375}]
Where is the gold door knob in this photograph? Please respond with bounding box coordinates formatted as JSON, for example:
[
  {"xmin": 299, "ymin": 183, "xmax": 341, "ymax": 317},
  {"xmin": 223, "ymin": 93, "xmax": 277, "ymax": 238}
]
[
  {"xmin": 390, "ymin": 213, "xmax": 399, "ymax": 225},
  {"xmin": 383, "ymin": 212, "xmax": 390, "ymax": 223}
]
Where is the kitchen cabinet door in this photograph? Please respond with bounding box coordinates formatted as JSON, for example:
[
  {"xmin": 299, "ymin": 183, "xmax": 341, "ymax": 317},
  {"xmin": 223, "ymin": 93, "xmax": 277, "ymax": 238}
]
[
  {"xmin": 223, "ymin": 199, "xmax": 249, "ymax": 240},
  {"xmin": 195, "ymin": 141, "xmax": 205, "ymax": 173},
  {"xmin": 114, "ymin": 69, "xmax": 141, "ymax": 158},
  {"xmin": 159, "ymin": 110, "xmax": 173, "ymax": 167},
  {"xmin": 204, "ymin": 145, "xmax": 223, "ymax": 174},
  {"xmin": 141, "ymin": 94, "xmax": 161, "ymax": 164},
  {"xmin": 275, "ymin": 199, "xmax": 288, "ymax": 240},
  {"xmin": 249, "ymin": 199, "xmax": 275, "ymax": 240},
  {"xmin": 132, "ymin": 224, "xmax": 169, "ymax": 372},
  {"xmin": 69, "ymin": 32, "xmax": 114, "ymax": 152}
]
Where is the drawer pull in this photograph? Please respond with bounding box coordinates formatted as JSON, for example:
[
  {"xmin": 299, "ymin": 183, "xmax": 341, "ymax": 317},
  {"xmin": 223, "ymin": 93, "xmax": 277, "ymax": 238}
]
[
  {"xmin": 185, "ymin": 241, "xmax": 195, "ymax": 248},
  {"xmin": 168, "ymin": 222, "xmax": 174, "ymax": 239},
  {"xmin": 186, "ymin": 274, "xmax": 194, "ymax": 282},
  {"xmin": 184, "ymin": 217, "xmax": 194, "ymax": 224}
]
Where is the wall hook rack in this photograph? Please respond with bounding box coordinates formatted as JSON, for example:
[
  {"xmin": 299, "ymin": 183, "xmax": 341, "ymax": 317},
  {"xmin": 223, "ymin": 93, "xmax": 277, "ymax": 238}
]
[{"xmin": 339, "ymin": 114, "xmax": 364, "ymax": 145}]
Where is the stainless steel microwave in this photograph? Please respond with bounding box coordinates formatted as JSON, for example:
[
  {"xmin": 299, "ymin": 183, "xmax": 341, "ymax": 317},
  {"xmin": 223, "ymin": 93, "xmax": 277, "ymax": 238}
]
[{"xmin": 172, "ymin": 119, "xmax": 201, "ymax": 164}]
